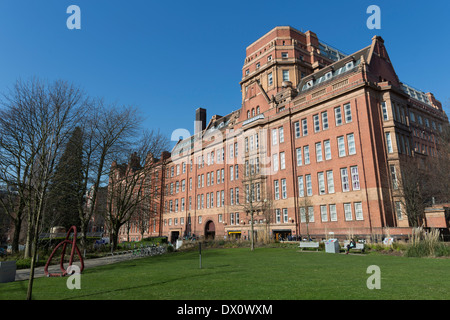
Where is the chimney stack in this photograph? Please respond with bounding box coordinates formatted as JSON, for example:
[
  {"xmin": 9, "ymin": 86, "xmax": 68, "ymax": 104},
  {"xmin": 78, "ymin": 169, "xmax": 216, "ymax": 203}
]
[{"xmin": 195, "ymin": 107, "xmax": 207, "ymax": 135}]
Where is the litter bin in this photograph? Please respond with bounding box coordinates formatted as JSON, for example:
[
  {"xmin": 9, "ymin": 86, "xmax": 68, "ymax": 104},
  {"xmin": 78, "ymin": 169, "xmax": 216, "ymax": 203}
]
[
  {"xmin": 0, "ymin": 261, "xmax": 17, "ymax": 283},
  {"xmin": 325, "ymin": 239, "xmax": 340, "ymax": 253}
]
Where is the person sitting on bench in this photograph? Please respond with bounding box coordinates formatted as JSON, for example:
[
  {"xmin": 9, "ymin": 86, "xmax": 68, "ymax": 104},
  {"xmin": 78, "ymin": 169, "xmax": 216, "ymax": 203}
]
[{"xmin": 346, "ymin": 238, "xmax": 356, "ymax": 254}]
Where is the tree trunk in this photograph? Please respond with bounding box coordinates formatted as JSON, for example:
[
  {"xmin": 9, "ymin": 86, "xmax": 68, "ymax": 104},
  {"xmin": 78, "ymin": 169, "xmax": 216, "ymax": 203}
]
[{"xmin": 11, "ymin": 217, "xmax": 22, "ymax": 254}]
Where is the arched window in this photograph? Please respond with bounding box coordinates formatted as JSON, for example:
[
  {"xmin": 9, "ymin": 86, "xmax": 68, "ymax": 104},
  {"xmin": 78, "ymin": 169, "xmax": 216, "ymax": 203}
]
[
  {"xmin": 247, "ymin": 111, "xmax": 250, "ymax": 119},
  {"xmin": 252, "ymin": 108, "xmax": 255, "ymax": 117},
  {"xmin": 256, "ymin": 106, "xmax": 260, "ymax": 114}
]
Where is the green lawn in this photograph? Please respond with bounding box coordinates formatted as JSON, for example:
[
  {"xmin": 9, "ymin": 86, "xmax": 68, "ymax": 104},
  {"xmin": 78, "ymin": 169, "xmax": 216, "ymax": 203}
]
[{"xmin": 1, "ymin": 247, "xmax": 449, "ymax": 300}]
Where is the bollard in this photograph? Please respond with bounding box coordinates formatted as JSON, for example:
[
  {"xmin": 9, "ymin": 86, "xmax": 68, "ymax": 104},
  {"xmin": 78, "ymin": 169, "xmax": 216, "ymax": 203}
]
[{"xmin": 199, "ymin": 242, "xmax": 202, "ymax": 269}]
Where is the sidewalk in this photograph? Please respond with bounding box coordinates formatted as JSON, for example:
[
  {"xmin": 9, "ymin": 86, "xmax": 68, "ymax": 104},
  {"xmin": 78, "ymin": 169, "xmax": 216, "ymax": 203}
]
[{"xmin": 15, "ymin": 253, "xmax": 137, "ymax": 281}]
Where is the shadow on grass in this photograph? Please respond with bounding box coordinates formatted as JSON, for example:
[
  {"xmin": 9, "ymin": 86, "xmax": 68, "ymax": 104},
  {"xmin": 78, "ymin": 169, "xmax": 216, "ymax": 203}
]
[{"xmin": 62, "ymin": 268, "xmax": 234, "ymax": 300}]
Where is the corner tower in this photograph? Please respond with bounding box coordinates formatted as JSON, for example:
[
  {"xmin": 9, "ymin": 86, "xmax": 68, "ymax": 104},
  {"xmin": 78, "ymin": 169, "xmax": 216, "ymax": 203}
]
[{"xmin": 239, "ymin": 26, "xmax": 347, "ymax": 113}]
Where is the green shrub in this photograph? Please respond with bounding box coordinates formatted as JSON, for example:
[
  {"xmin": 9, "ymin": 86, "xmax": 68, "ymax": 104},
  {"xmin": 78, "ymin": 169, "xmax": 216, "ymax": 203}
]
[{"xmin": 405, "ymin": 227, "xmax": 450, "ymax": 258}]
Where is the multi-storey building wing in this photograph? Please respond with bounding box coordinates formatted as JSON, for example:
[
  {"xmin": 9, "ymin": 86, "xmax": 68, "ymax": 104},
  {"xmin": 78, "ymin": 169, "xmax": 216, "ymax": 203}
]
[{"xmin": 117, "ymin": 26, "xmax": 448, "ymax": 243}]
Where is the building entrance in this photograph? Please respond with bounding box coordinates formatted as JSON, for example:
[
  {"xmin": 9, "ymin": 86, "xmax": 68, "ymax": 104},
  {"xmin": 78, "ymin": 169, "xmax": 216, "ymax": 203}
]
[
  {"xmin": 170, "ymin": 231, "xmax": 180, "ymax": 244},
  {"xmin": 205, "ymin": 220, "xmax": 215, "ymax": 239}
]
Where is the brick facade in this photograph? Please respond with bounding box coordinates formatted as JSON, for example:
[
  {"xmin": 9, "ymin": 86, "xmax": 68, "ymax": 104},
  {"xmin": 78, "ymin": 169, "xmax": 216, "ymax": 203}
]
[{"xmin": 116, "ymin": 26, "xmax": 448, "ymax": 243}]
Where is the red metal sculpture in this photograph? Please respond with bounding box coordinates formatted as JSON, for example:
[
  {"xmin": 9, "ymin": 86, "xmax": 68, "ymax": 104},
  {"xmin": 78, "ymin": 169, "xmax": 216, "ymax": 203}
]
[{"xmin": 44, "ymin": 226, "xmax": 84, "ymax": 277}]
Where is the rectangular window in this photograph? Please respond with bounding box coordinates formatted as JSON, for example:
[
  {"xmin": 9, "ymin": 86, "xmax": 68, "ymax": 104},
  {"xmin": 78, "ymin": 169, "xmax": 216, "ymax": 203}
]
[
  {"xmin": 281, "ymin": 178, "xmax": 287, "ymax": 199},
  {"xmin": 330, "ymin": 204, "xmax": 337, "ymax": 221},
  {"xmin": 235, "ymin": 165, "xmax": 239, "ymax": 180},
  {"xmin": 294, "ymin": 121, "xmax": 301, "ymax": 138},
  {"xmin": 344, "ymin": 103, "xmax": 352, "ymax": 122},
  {"xmin": 355, "ymin": 202, "xmax": 363, "ymax": 220},
  {"xmin": 217, "ymin": 191, "xmax": 221, "ymax": 207},
  {"xmin": 235, "ymin": 187, "xmax": 239, "ymax": 204},
  {"xmin": 210, "ymin": 192, "xmax": 214, "ymax": 208},
  {"xmin": 273, "ymin": 154, "xmax": 279, "ymax": 172},
  {"xmin": 230, "ymin": 188, "xmax": 234, "ymax": 205},
  {"xmin": 236, "ymin": 212, "xmax": 240, "ymax": 225},
  {"xmin": 230, "ymin": 166, "xmax": 234, "ymax": 181},
  {"xmin": 324, "ymin": 140, "xmax": 331, "ymax": 160},
  {"xmin": 221, "ymin": 190, "xmax": 224, "ymax": 207},
  {"xmin": 322, "ymin": 111, "xmax": 329, "ymax": 130},
  {"xmin": 344, "ymin": 203, "xmax": 352, "ymax": 221},
  {"xmin": 300, "ymin": 207, "xmax": 306, "ymax": 222},
  {"xmin": 313, "ymin": 114, "xmax": 320, "ymax": 132},
  {"xmin": 386, "ymin": 132, "xmax": 393, "ymax": 153},
  {"xmin": 274, "ymin": 180, "xmax": 280, "ymax": 200},
  {"xmin": 381, "ymin": 102, "xmax": 389, "ymax": 121},
  {"xmin": 335, "ymin": 107, "xmax": 342, "ymax": 126},
  {"xmin": 341, "ymin": 168, "xmax": 350, "ymax": 192},
  {"xmin": 350, "ymin": 166, "xmax": 360, "ymax": 190},
  {"xmin": 306, "ymin": 174, "xmax": 312, "ymax": 196},
  {"xmin": 315, "ymin": 142, "xmax": 323, "ymax": 162},
  {"xmin": 395, "ymin": 201, "xmax": 402, "ymax": 220},
  {"xmin": 304, "ymin": 146, "xmax": 310, "ymax": 164},
  {"xmin": 326, "ymin": 170, "xmax": 335, "ymax": 194},
  {"xmin": 298, "ymin": 176, "xmax": 304, "ymax": 197},
  {"xmin": 272, "ymin": 128, "xmax": 278, "ymax": 145},
  {"xmin": 318, "ymin": 172, "xmax": 325, "ymax": 195},
  {"xmin": 337, "ymin": 136, "xmax": 346, "ymax": 157},
  {"xmin": 347, "ymin": 133, "xmax": 356, "ymax": 155},
  {"xmin": 302, "ymin": 119, "xmax": 308, "ymax": 136},
  {"xmin": 320, "ymin": 205, "xmax": 328, "ymax": 222},
  {"xmin": 296, "ymin": 148, "xmax": 302, "ymax": 166},
  {"xmin": 308, "ymin": 207, "xmax": 315, "ymax": 222},
  {"xmin": 280, "ymin": 152, "xmax": 285, "ymax": 170},
  {"xmin": 282, "ymin": 70, "xmax": 289, "ymax": 81},
  {"xmin": 390, "ymin": 165, "xmax": 398, "ymax": 189},
  {"xmin": 268, "ymin": 73, "xmax": 273, "ymax": 86},
  {"xmin": 276, "ymin": 209, "xmax": 281, "ymax": 223},
  {"xmin": 283, "ymin": 208, "xmax": 288, "ymax": 223},
  {"xmin": 279, "ymin": 126, "xmax": 284, "ymax": 143},
  {"xmin": 230, "ymin": 213, "xmax": 234, "ymax": 225}
]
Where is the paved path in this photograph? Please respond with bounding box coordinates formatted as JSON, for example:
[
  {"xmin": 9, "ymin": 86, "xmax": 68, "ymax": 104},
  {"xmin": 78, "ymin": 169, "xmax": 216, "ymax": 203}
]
[{"xmin": 15, "ymin": 253, "xmax": 138, "ymax": 281}]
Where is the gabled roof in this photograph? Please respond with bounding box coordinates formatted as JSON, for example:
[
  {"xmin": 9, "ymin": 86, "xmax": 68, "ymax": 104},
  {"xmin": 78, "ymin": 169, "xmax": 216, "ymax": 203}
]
[{"xmin": 297, "ymin": 44, "xmax": 372, "ymax": 93}]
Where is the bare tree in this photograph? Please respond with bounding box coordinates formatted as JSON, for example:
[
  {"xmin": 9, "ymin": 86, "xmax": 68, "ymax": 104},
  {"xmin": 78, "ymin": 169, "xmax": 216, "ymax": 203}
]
[
  {"xmin": 299, "ymin": 196, "xmax": 314, "ymax": 241},
  {"xmin": 396, "ymin": 157, "xmax": 431, "ymax": 227},
  {"xmin": 427, "ymin": 123, "xmax": 450, "ymax": 204},
  {"xmin": 76, "ymin": 102, "xmax": 142, "ymax": 250},
  {"xmin": 235, "ymin": 153, "xmax": 268, "ymax": 251},
  {"xmin": 0, "ymin": 78, "xmax": 86, "ymax": 300},
  {"xmin": 105, "ymin": 130, "xmax": 168, "ymax": 250}
]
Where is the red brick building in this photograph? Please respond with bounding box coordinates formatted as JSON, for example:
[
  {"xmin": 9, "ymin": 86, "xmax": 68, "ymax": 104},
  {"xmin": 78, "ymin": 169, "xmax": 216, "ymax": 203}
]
[{"xmin": 120, "ymin": 26, "xmax": 448, "ymax": 243}]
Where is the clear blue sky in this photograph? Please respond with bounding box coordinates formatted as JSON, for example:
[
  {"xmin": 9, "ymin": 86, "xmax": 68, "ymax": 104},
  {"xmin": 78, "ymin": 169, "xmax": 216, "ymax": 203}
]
[{"xmin": 0, "ymin": 0, "xmax": 449, "ymax": 148}]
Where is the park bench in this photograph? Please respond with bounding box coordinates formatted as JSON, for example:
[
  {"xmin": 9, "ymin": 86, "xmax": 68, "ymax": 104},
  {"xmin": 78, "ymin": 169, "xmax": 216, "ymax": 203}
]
[
  {"xmin": 299, "ymin": 241, "xmax": 320, "ymax": 251},
  {"xmin": 343, "ymin": 241, "xmax": 365, "ymax": 253}
]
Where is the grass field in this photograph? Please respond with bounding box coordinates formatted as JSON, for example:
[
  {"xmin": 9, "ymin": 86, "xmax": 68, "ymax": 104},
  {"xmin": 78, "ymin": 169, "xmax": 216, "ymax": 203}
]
[{"xmin": 1, "ymin": 247, "xmax": 449, "ymax": 300}]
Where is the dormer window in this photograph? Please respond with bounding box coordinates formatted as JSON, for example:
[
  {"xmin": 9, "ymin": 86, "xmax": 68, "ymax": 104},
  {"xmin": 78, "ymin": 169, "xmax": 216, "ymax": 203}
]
[
  {"xmin": 345, "ymin": 61, "xmax": 354, "ymax": 70},
  {"xmin": 245, "ymin": 69, "xmax": 250, "ymax": 75}
]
